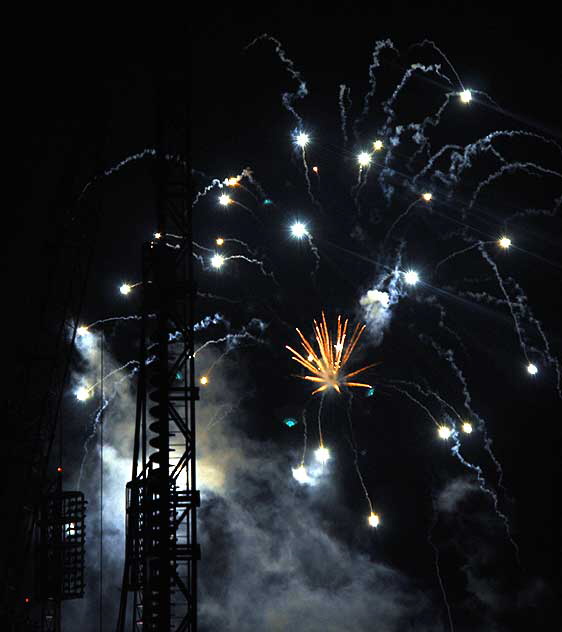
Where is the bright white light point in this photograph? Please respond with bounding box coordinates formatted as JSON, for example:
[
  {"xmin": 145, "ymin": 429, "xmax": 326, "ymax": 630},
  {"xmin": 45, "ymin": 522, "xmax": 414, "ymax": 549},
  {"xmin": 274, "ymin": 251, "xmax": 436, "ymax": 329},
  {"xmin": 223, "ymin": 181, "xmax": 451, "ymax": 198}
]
[
  {"xmin": 438, "ymin": 426, "xmax": 452, "ymax": 440},
  {"xmin": 462, "ymin": 422, "xmax": 473, "ymax": 434},
  {"xmin": 216, "ymin": 237, "xmax": 224, "ymax": 246},
  {"xmin": 210, "ymin": 254, "xmax": 225, "ymax": 269},
  {"xmin": 307, "ymin": 354, "xmax": 314, "ymax": 362},
  {"xmin": 295, "ymin": 132, "xmax": 310, "ymax": 148},
  {"xmin": 292, "ymin": 464, "xmax": 310, "ymax": 484},
  {"xmin": 357, "ymin": 152, "xmax": 372, "ymax": 167},
  {"xmin": 77, "ymin": 326, "xmax": 89, "ymax": 336},
  {"xmin": 373, "ymin": 139, "xmax": 384, "ymax": 151},
  {"xmin": 460, "ymin": 89, "xmax": 472, "ymax": 104},
  {"xmin": 315, "ymin": 446, "xmax": 330, "ymax": 464},
  {"xmin": 200, "ymin": 376, "xmax": 208, "ymax": 385},
  {"xmin": 404, "ymin": 270, "xmax": 420, "ymax": 285},
  {"xmin": 334, "ymin": 342, "xmax": 343, "ymax": 353},
  {"xmin": 312, "ymin": 166, "xmax": 319, "ymax": 173},
  {"xmin": 290, "ymin": 222, "xmax": 308, "ymax": 239},
  {"xmin": 218, "ymin": 194, "xmax": 232, "ymax": 206},
  {"xmin": 153, "ymin": 232, "xmax": 162, "ymax": 239},
  {"xmin": 225, "ymin": 177, "xmax": 239, "ymax": 187},
  {"xmin": 120, "ymin": 283, "xmax": 132, "ymax": 295},
  {"xmin": 422, "ymin": 192, "xmax": 433, "ymax": 202},
  {"xmin": 368, "ymin": 512, "xmax": 380, "ymax": 528},
  {"xmin": 527, "ymin": 363, "xmax": 538, "ymax": 375},
  {"xmin": 499, "ymin": 236, "xmax": 511, "ymax": 249},
  {"xmin": 75, "ymin": 386, "xmax": 90, "ymax": 402}
]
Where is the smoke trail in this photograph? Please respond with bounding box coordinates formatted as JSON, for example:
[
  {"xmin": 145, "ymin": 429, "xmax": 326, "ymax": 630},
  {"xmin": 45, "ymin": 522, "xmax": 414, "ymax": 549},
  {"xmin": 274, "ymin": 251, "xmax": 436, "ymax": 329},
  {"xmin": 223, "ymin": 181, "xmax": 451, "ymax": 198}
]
[
  {"xmin": 245, "ymin": 34, "xmax": 308, "ymax": 125},
  {"xmin": 428, "ymin": 499, "xmax": 455, "ymax": 632},
  {"xmin": 383, "ymin": 199, "xmax": 421, "ymax": 245},
  {"xmin": 345, "ymin": 392, "xmax": 374, "ymax": 517},
  {"xmin": 469, "ymin": 162, "xmax": 562, "ymax": 213},
  {"xmin": 418, "ymin": 335, "xmax": 509, "ymax": 500},
  {"xmin": 449, "ymin": 429, "xmax": 520, "ymax": 563},
  {"xmin": 338, "ymin": 84, "xmax": 350, "ymax": 146},
  {"xmin": 354, "ymin": 38, "xmax": 397, "ymax": 137},
  {"xmin": 478, "ymin": 244, "xmax": 530, "ymax": 363}
]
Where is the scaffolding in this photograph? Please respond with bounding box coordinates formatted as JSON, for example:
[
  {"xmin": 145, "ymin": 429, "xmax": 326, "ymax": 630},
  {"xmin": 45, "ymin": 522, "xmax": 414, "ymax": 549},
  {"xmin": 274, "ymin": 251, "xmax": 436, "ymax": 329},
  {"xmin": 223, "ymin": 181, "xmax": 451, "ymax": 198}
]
[{"xmin": 117, "ymin": 67, "xmax": 199, "ymax": 631}]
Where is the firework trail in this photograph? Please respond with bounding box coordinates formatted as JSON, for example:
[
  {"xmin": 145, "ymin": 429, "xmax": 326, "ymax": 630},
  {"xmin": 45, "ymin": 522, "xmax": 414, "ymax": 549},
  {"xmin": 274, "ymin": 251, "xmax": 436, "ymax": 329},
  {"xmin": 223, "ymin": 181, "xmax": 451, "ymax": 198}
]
[
  {"xmin": 197, "ymin": 291, "xmax": 241, "ymax": 304},
  {"xmin": 86, "ymin": 315, "xmax": 146, "ymax": 328},
  {"xmin": 477, "ymin": 244, "xmax": 531, "ymax": 363},
  {"xmin": 428, "ymin": 499, "xmax": 455, "ymax": 632},
  {"xmin": 418, "ymin": 335, "xmax": 509, "ymax": 494},
  {"xmin": 381, "ymin": 383, "xmax": 441, "ymax": 428},
  {"xmin": 316, "ymin": 392, "xmax": 326, "ymax": 449},
  {"xmin": 338, "ymin": 84, "xmax": 351, "ymax": 146},
  {"xmin": 345, "ymin": 392, "xmax": 376, "ymax": 521},
  {"xmin": 468, "ymin": 162, "xmax": 562, "ymax": 215},
  {"xmin": 354, "ymin": 38, "xmax": 397, "ymax": 138},
  {"xmin": 76, "ymin": 364, "xmax": 139, "ymax": 488},
  {"xmin": 449, "ymin": 428, "xmax": 520, "ymax": 563},
  {"xmin": 245, "ymin": 34, "xmax": 308, "ymax": 125},
  {"xmin": 382, "ymin": 199, "xmax": 421, "ymax": 245},
  {"xmin": 77, "ymin": 396, "xmax": 111, "ymax": 488},
  {"xmin": 193, "ymin": 318, "xmax": 268, "ymax": 358}
]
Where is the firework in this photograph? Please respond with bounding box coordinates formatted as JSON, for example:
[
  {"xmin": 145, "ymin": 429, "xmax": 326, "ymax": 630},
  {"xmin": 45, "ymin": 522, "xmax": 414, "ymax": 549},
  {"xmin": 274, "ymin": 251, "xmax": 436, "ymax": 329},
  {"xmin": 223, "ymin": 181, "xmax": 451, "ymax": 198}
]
[
  {"xmin": 294, "ymin": 131, "xmax": 310, "ymax": 148},
  {"xmin": 403, "ymin": 270, "xmax": 420, "ymax": 285},
  {"xmin": 290, "ymin": 222, "xmax": 308, "ymax": 238},
  {"xmin": 119, "ymin": 283, "xmax": 132, "ymax": 295},
  {"xmin": 314, "ymin": 445, "xmax": 330, "ymax": 464},
  {"xmin": 437, "ymin": 426, "xmax": 452, "ymax": 440},
  {"xmin": 210, "ymin": 254, "xmax": 225, "ymax": 269},
  {"xmin": 357, "ymin": 151, "xmax": 372, "ymax": 167},
  {"xmin": 286, "ymin": 312, "xmax": 377, "ymax": 394},
  {"xmin": 75, "ymin": 385, "xmax": 91, "ymax": 402}
]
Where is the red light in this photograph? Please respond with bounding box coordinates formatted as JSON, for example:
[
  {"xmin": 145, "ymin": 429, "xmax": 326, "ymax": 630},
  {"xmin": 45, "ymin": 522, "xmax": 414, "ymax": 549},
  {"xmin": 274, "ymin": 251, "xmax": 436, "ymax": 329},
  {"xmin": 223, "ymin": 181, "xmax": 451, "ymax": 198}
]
[
  {"xmin": 24, "ymin": 597, "xmax": 30, "ymax": 604},
  {"xmin": 57, "ymin": 466, "xmax": 63, "ymax": 473}
]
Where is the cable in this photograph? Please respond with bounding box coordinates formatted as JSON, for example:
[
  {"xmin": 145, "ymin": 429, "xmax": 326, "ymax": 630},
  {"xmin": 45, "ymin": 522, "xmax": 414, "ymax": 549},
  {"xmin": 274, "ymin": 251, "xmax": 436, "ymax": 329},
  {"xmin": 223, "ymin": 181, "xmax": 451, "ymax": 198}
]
[{"xmin": 100, "ymin": 331, "xmax": 104, "ymax": 632}]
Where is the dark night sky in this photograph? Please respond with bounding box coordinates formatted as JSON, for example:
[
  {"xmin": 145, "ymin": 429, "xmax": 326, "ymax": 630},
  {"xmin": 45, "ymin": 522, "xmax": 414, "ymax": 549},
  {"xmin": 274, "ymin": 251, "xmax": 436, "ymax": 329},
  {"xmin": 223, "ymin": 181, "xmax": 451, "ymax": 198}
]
[{"xmin": 6, "ymin": 6, "xmax": 562, "ymax": 631}]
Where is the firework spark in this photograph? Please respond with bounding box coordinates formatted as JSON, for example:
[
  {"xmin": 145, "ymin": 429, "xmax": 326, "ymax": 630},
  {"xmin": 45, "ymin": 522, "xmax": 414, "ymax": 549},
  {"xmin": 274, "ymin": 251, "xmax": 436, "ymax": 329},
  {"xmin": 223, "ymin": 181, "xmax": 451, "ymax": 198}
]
[{"xmin": 286, "ymin": 313, "xmax": 377, "ymax": 394}]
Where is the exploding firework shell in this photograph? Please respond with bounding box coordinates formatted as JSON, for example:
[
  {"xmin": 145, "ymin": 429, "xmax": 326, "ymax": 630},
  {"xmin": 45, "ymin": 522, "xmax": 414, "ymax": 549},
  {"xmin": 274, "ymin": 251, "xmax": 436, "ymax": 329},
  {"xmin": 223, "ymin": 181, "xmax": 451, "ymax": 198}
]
[{"xmin": 286, "ymin": 312, "xmax": 378, "ymax": 395}]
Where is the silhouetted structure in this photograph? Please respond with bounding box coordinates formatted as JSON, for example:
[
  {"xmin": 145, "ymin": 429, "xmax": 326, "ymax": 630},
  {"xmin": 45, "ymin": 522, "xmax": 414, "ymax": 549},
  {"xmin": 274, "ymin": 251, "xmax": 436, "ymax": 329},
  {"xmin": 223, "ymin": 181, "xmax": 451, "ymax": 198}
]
[{"xmin": 117, "ymin": 69, "xmax": 199, "ymax": 631}]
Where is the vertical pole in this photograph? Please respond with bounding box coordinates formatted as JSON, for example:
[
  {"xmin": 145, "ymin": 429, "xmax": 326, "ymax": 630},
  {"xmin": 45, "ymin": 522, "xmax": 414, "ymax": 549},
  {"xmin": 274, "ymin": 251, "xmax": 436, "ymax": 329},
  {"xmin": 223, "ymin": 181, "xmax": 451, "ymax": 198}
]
[
  {"xmin": 186, "ymin": 91, "xmax": 198, "ymax": 631},
  {"xmin": 154, "ymin": 67, "xmax": 171, "ymax": 626}
]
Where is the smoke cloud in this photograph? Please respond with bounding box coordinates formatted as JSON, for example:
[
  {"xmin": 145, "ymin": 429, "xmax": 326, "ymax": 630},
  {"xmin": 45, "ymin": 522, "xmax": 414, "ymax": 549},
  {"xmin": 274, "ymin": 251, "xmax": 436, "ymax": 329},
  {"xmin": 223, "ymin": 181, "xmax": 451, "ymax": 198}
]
[{"xmin": 64, "ymin": 339, "xmax": 444, "ymax": 631}]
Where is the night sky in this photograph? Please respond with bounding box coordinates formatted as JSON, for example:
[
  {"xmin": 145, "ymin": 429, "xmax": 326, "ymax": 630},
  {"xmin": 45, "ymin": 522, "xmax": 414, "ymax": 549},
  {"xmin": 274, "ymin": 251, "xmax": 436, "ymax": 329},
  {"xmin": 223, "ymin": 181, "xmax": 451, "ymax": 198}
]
[{"xmin": 6, "ymin": 7, "xmax": 562, "ymax": 632}]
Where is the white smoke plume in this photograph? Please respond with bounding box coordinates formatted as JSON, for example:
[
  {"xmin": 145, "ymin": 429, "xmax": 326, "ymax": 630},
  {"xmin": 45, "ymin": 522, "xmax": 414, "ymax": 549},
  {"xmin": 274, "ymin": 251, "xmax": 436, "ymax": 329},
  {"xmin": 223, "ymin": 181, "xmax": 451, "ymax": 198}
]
[{"xmin": 64, "ymin": 342, "xmax": 445, "ymax": 630}]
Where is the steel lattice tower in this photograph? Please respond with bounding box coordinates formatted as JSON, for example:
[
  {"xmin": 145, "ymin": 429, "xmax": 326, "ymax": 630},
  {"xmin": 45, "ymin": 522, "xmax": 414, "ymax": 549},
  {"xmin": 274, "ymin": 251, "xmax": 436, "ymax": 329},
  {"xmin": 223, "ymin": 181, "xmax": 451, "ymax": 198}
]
[{"xmin": 117, "ymin": 68, "xmax": 200, "ymax": 631}]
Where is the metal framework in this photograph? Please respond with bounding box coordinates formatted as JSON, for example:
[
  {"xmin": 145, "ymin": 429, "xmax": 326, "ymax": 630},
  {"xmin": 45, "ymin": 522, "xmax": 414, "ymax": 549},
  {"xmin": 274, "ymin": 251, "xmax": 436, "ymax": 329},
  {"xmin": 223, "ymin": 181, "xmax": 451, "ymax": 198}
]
[
  {"xmin": 6, "ymin": 89, "xmax": 107, "ymax": 629},
  {"xmin": 117, "ymin": 68, "xmax": 199, "ymax": 631},
  {"xmin": 7, "ymin": 189, "xmax": 101, "ymax": 631},
  {"xmin": 38, "ymin": 484, "xmax": 87, "ymax": 632}
]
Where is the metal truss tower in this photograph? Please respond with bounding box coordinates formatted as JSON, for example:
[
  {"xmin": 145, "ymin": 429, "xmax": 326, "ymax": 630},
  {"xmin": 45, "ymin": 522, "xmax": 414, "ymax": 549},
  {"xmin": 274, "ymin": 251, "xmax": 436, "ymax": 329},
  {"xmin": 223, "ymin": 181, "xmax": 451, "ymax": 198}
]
[{"xmin": 117, "ymin": 68, "xmax": 200, "ymax": 631}]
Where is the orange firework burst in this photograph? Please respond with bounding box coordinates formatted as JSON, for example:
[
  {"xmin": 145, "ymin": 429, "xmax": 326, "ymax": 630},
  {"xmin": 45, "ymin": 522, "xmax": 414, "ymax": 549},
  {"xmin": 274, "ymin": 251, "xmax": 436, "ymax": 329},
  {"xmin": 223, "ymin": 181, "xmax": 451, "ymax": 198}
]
[{"xmin": 286, "ymin": 313, "xmax": 377, "ymax": 395}]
